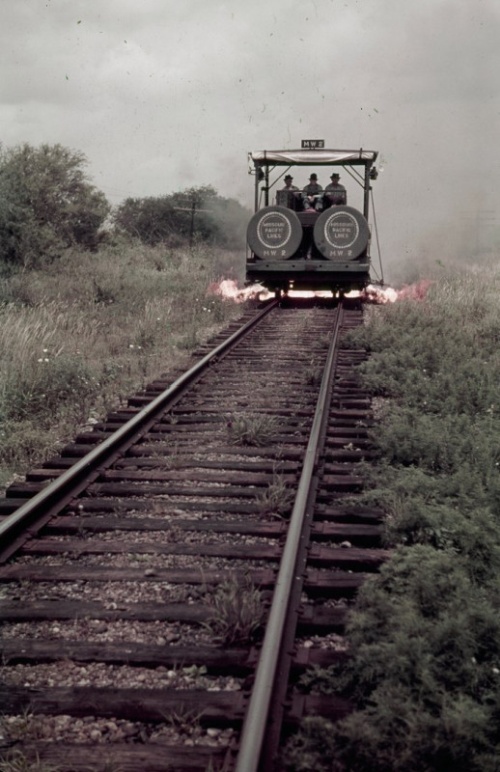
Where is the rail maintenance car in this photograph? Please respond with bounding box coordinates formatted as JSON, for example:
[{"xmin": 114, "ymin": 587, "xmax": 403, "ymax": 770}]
[{"xmin": 246, "ymin": 147, "xmax": 380, "ymax": 296}]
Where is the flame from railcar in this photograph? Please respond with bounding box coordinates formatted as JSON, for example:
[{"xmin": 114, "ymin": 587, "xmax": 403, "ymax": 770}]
[
  {"xmin": 362, "ymin": 279, "xmax": 434, "ymax": 304},
  {"xmin": 208, "ymin": 279, "xmax": 434, "ymax": 304}
]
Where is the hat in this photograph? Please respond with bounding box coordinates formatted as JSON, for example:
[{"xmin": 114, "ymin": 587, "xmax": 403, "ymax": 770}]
[
  {"xmin": 309, "ymin": 173, "xmax": 318, "ymax": 180},
  {"xmin": 284, "ymin": 174, "xmax": 293, "ymax": 181},
  {"xmin": 330, "ymin": 172, "xmax": 340, "ymax": 179}
]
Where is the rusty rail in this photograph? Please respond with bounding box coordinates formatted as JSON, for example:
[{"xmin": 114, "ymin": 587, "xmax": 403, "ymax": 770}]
[{"xmin": 235, "ymin": 302, "xmax": 344, "ymax": 772}]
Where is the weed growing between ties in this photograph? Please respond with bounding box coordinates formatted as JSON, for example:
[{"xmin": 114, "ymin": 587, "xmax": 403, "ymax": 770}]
[
  {"xmin": 0, "ymin": 243, "xmax": 243, "ymax": 488},
  {"xmin": 284, "ymin": 265, "xmax": 500, "ymax": 772},
  {"xmin": 0, "ymin": 711, "xmax": 64, "ymax": 770},
  {"xmin": 203, "ymin": 573, "xmax": 266, "ymax": 645},
  {"xmin": 0, "ymin": 751, "xmax": 61, "ymax": 772},
  {"xmin": 0, "ymin": 710, "xmax": 44, "ymax": 747},
  {"xmin": 161, "ymin": 703, "xmax": 206, "ymax": 734},
  {"xmin": 256, "ymin": 472, "xmax": 295, "ymax": 518},
  {"xmin": 304, "ymin": 357, "xmax": 324, "ymax": 387},
  {"xmin": 226, "ymin": 413, "xmax": 280, "ymax": 447}
]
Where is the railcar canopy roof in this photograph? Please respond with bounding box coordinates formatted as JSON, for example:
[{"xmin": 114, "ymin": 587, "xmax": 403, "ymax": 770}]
[{"xmin": 250, "ymin": 149, "xmax": 378, "ymax": 166}]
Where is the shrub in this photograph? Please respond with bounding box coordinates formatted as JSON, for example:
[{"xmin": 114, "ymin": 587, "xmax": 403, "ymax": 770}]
[
  {"xmin": 289, "ymin": 548, "xmax": 500, "ymax": 772},
  {"xmin": 0, "ymin": 143, "xmax": 110, "ymax": 267},
  {"xmin": 113, "ymin": 185, "xmax": 250, "ymax": 249},
  {"xmin": 290, "ymin": 267, "xmax": 500, "ymax": 771}
]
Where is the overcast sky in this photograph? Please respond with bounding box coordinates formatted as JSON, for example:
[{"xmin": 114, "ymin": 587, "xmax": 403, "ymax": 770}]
[{"xmin": 2, "ymin": 0, "xmax": 499, "ymax": 275}]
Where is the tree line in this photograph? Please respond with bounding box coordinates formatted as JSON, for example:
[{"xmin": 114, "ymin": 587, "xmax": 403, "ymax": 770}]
[{"xmin": 0, "ymin": 142, "xmax": 250, "ymax": 268}]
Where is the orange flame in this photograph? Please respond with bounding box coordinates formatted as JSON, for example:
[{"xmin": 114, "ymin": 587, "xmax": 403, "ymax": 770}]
[
  {"xmin": 208, "ymin": 279, "xmax": 434, "ymax": 305},
  {"xmin": 362, "ymin": 280, "xmax": 434, "ymax": 304},
  {"xmin": 207, "ymin": 280, "xmax": 335, "ymax": 302},
  {"xmin": 207, "ymin": 279, "xmax": 268, "ymax": 302}
]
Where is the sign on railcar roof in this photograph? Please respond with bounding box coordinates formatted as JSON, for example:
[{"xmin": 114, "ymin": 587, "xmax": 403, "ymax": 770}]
[
  {"xmin": 250, "ymin": 149, "xmax": 378, "ymax": 166},
  {"xmin": 301, "ymin": 139, "xmax": 325, "ymax": 149}
]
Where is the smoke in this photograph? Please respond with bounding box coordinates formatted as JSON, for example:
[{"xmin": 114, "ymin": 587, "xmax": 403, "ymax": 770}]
[{"xmin": 207, "ymin": 196, "xmax": 252, "ymax": 251}]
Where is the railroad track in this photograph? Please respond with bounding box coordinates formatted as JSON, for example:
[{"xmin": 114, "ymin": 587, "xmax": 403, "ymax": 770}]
[{"xmin": 0, "ymin": 297, "xmax": 387, "ymax": 772}]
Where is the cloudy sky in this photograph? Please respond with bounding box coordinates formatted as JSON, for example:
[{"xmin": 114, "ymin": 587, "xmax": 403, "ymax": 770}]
[{"xmin": 2, "ymin": 0, "xmax": 499, "ymax": 274}]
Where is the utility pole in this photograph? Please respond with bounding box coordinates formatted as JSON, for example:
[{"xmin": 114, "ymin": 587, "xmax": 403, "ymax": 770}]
[
  {"xmin": 189, "ymin": 199, "xmax": 196, "ymax": 249},
  {"xmin": 174, "ymin": 197, "xmax": 212, "ymax": 249}
]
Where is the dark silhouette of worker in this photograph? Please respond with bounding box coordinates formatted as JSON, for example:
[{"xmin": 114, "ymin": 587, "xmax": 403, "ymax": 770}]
[
  {"xmin": 324, "ymin": 172, "xmax": 347, "ymax": 206},
  {"xmin": 282, "ymin": 174, "xmax": 299, "ymax": 191},
  {"xmin": 277, "ymin": 174, "xmax": 300, "ymax": 209},
  {"xmin": 302, "ymin": 173, "xmax": 323, "ymax": 210}
]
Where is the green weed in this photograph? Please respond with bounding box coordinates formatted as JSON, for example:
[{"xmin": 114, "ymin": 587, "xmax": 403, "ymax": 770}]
[
  {"xmin": 289, "ymin": 548, "xmax": 500, "ymax": 772},
  {"xmin": 227, "ymin": 413, "xmax": 279, "ymax": 447},
  {"xmin": 256, "ymin": 473, "xmax": 295, "ymax": 517},
  {"xmin": 0, "ymin": 752, "xmax": 60, "ymax": 772},
  {"xmin": 0, "ymin": 710, "xmax": 44, "ymax": 745},
  {"xmin": 161, "ymin": 705, "xmax": 206, "ymax": 733},
  {"xmin": 203, "ymin": 573, "xmax": 266, "ymax": 645},
  {"xmin": 304, "ymin": 359, "xmax": 324, "ymax": 387},
  {"xmin": 281, "ymin": 716, "xmax": 340, "ymax": 772}
]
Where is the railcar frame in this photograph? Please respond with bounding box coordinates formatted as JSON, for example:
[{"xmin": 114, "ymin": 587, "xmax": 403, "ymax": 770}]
[{"xmin": 246, "ymin": 147, "xmax": 380, "ymax": 295}]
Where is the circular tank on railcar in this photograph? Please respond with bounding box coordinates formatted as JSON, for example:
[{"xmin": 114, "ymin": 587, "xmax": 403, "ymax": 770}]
[
  {"xmin": 246, "ymin": 206, "xmax": 303, "ymax": 260},
  {"xmin": 313, "ymin": 205, "xmax": 370, "ymax": 261}
]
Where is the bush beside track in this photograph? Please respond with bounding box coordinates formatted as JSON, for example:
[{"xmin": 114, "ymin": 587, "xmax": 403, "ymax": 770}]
[
  {"xmin": 284, "ymin": 264, "xmax": 500, "ymax": 772},
  {"xmin": 0, "ymin": 141, "xmax": 250, "ymax": 489}
]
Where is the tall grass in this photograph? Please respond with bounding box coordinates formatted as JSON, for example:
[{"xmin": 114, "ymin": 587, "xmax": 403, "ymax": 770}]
[
  {"xmin": 284, "ymin": 259, "xmax": 500, "ymax": 772},
  {"xmin": 0, "ymin": 242, "xmax": 244, "ymax": 487}
]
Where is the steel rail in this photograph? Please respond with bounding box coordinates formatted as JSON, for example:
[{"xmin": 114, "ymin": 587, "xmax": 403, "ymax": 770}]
[
  {"xmin": 235, "ymin": 302, "xmax": 345, "ymax": 772},
  {"xmin": 0, "ymin": 301, "xmax": 278, "ymax": 560}
]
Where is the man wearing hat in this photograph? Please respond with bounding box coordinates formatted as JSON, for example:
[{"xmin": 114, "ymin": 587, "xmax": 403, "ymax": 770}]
[
  {"xmin": 324, "ymin": 172, "xmax": 347, "ymax": 206},
  {"xmin": 282, "ymin": 174, "xmax": 298, "ymax": 191},
  {"xmin": 279, "ymin": 174, "xmax": 299, "ymax": 209},
  {"xmin": 302, "ymin": 173, "xmax": 323, "ymax": 210}
]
